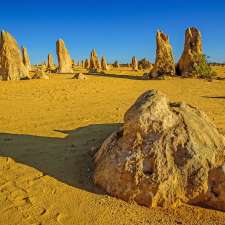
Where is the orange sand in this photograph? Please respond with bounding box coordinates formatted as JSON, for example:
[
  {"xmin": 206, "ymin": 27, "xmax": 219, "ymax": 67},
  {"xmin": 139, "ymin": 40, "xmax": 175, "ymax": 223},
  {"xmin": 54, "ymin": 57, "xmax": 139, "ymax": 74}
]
[{"xmin": 0, "ymin": 67, "xmax": 225, "ymax": 225}]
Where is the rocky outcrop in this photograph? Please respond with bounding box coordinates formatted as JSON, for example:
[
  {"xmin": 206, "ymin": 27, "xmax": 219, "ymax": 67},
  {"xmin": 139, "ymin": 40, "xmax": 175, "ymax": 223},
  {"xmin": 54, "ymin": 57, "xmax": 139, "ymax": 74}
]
[
  {"xmin": 32, "ymin": 68, "xmax": 49, "ymax": 79},
  {"xmin": 47, "ymin": 53, "xmax": 54, "ymax": 71},
  {"xmin": 22, "ymin": 47, "xmax": 31, "ymax": 71},
  {"xmin": 89, "ymin": 49, "xmax": 101, "ymax": 72},
  {"xmin": 94, "ymin": 90, "xmax": 225, "ymax": 211},
  {"xmin": 81, "ymin": 60, "xmax": 84, "ymax": 68},
  {"xmin": 0, "ymin": 31, "xmax": 29, "ymax": 80},
  {"xmin": 72, "ymin": 73, "xmax": 87, "ymax": 80},
  {"xmin": 151, "ymin": 31, "xmax": 175, "ymax": 77},
  {"xmin": 177, "ymin": 27, "xmax": 203, "ymax": 76},
  {"xmin": 131, "ymin": 56, "xmax": 138, "ymax": 70},
  {"xmin": 89, "ymin": 49, "xmax": 100, "ymax": 72},
  {"xmin": 84, "ymin": 59, "xmax": 90, "ymax": 69},
  {"xmin": 56, "ymin": 39, "xmax": 73, "ymax": 73},
  {"xmin": 101, "ymin": 57, "xmax": 108, "ymax": 71}
]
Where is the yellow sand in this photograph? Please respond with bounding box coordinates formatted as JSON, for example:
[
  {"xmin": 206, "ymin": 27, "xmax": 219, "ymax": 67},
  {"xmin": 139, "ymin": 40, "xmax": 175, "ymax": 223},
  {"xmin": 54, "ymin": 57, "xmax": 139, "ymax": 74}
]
[{"xmin": 0, "ymin": 67, "xmax": 225, "ymax": 225}]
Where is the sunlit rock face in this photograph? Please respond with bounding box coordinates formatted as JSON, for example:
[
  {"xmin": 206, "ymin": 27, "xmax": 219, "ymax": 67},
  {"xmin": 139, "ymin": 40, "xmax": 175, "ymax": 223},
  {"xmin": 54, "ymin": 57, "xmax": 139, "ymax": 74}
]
[
  {"xmin": 177, "ymin": 27, "xmax": 203, "ymax": 76},
  {"xmin": 56, "ymin": 39, "xmax": 73, "ymax": 73},
  {"xmin": 151, "ymin": 31, "xmax": 175, "ymax": 77},
  {"xmin": 0, "ymin": 31, "xmax": 29, "ymax": 80},
  {"xmin": 94, "ymin": 90, "xmax": 225, "ymax": 211}
]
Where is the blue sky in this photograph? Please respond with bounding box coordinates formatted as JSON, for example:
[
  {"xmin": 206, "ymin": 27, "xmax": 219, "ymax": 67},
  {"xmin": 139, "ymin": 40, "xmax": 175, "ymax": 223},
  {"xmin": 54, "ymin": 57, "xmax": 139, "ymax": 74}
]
[{"xmin": 1, "ymin": 0, "xmax": 225, "ymax": 64}]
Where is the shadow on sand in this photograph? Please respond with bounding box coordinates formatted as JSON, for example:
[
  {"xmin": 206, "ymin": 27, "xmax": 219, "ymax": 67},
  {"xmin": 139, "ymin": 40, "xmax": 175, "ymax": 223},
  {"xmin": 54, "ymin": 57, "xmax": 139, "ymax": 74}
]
[
  {"xmin": 0, "ymin": 123, "xmax": 122, "ymax": 194},
  {"xmin": 87, "ymin": 72, "xmax": 144, "ymax": 80},
  {"xmin": 201, "ymin": 96, "xmax": 225, "ymax": 99}
]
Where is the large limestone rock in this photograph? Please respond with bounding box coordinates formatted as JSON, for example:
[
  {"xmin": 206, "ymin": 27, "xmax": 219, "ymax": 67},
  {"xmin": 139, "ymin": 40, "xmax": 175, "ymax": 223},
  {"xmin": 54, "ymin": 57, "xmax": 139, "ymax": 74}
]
[
  {"xmin": 56, "ymin": 39, "xmax": 73, "ymax": 73},
  {"xmin": 89, "ymin": 49, "xmax": 101, "ymax": 72},
  {"xmin": 131, "ymin": 56, "xmax": 138, "ymax": 70},
  {"xmin": 84, "ymin": 59, "xmax": 90, "ymax": 69},
  {"xmin": 177, "ymin": 27, "xmax": 203, "ymax": 76},
  {"xmin": 0, "ymin": 31, "xmax": 29, "ymax": 80},
  {"xmin": 94, "ymin": 90, "xmax": 225, "ymax": 211},
  {"xmin": 151, "ymin": 31, "xmax": 175, "ymax": 77},
  {"xmin": 21, "ymin": 47, "xmax": 31, "ymax": 71},
  {"xmin": 101, "ymin": 56, "xmax": 108, "ymax": 71},
  {"xmin": 47, "ymin": 53, "xmax": 54, "ymax": 71}
]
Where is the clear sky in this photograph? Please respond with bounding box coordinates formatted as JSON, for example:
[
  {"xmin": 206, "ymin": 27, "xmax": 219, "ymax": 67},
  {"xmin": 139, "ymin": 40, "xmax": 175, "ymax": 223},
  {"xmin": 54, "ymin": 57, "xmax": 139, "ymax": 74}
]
[{"xmin": 1, "ymin": 0, "xmax": 225, "ymax": 64}]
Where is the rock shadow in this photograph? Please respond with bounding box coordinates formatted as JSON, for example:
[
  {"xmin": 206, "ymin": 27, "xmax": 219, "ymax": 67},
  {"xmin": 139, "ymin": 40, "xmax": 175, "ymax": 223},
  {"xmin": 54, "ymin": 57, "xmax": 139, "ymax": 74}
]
[
  {"xmin": 87, "ymin": 72, "xmax": 144, "ymax": 80},
  {"xmin": 201, "ymin": 96, "xmax": 225, "ymax": 99},
  {"xmin": 0, "ymin": 123, "xmax": 122, "ymax": 194}
]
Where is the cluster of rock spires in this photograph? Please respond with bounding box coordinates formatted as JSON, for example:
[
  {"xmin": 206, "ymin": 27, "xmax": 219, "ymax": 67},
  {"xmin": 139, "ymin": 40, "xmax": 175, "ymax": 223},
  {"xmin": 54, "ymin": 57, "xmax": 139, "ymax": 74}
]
[
  {"xmin": 151, "ymin": 27, "xmax": 203, "ymax": 78},
  {"xmin": 0, "ymin": 26, "xmax": 207, "ymax": 80},
  {"xmin": 94, "ymin": 90, "xmax": 225, "ymax": 211}
]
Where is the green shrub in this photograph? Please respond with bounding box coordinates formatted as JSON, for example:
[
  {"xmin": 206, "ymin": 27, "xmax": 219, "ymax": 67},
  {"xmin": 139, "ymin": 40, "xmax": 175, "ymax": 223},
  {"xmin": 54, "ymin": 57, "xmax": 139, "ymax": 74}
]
[{"xmin": 194, "ymin": 55, "xmax": 217, "ymax": 79}]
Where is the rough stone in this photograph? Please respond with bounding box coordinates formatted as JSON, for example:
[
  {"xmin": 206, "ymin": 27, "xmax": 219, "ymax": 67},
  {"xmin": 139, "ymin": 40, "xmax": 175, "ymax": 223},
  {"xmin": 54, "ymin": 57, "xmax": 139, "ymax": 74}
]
[
  {"xmin": 0, "ymin": 31, "xmax": 29, "ymax": 80},
  {"xmin": 32, "ymin": 69, "xmax": 49, "ymax": 79},
  {"xmin": 151, "ymin": 31, "xmax": 175, "ymax": 76},
  {"xmin": 89, "ymin": 49, "xmax": 101, "ymax": 72},
  {"xmin": 84, "ymin": 59, "xmax": 90, "ymax": 69},
  {"xmin": 72, "ymin": 73, "xmax": 87, "ymax": 80},
  {"xmin": 131, "ymin": 56, "xmax": 138, "ymax": 70},
  {"xmin": 47, "ymin": 53, "xmax": 54, "ymax": 71},
  {"xmin": 101, "ymin": 57, "xmax": 108, "ymax": 71},
  {"xmin": 56, "ymin": 39, "xmax": 73, "ymax": 73},
  {"xmin": 22, "ymin": 47, "xmax": 31, "ymax": 71},
  {"xmin": 177, "ymin": 27, "xmax": 203, "ymax": 76},
  {"xmin": 94, "ymin": 90, "xmax": 225, "ymax": 210}
]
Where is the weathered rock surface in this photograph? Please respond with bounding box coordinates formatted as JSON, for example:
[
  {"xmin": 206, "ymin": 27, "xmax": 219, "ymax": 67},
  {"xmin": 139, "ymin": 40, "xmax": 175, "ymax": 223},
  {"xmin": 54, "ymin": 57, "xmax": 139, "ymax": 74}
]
[
  {"xmin": 0, "ymin": 31, "xmax": 29, "ymax": 80},
  {"xmin": 89, "ymin": 49, "xmax": 101, "ymax": 72},
  {"xmin": 177, "ymin": 27, "xmax": 203, "ymax": 76},
  {"xmin": 47, "ymin": 53, "xmax": 54, "ymax": 71},
  {"xmin": 131, "ymin": 56, "xmax": 138, "ymax": 70},
  {"xmin": 94, "ymin": 90, "xmax": 225, "ymax": 211},
  {"xmin": 56, "ymin": 39, "xmax": 73, "ymax": 73},
  {"xmin": 32, "ymin": 69, "xmax": 49, "ymax": 79},
  {"xmin": 101, "ymin": 57, "xmax": 108, "ymax": 71},
  {"xmin": 72, "ymin": 73, "xmax": 87, "ymax": 80},
  {"xmin": 84, "ymin": 59, "xmax": 90, "ymax": 69},
  {"xmin": 22, "ymin": 47, "xmax": 31, "ymax": 71},
  {"xmin": 151, "ymin": 31, "xmax": 175, "ymax": 77},
  {"xmin": 192, "ymin": 164, "xmax": 225, "ymax": 211}
]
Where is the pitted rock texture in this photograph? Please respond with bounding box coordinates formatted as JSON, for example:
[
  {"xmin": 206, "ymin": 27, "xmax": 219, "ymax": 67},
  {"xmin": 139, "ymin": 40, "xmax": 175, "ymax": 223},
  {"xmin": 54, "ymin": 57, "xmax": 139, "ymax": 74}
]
[
  {"xmin": 177, "ymin": 27, "xmax": 203, "ymax": 76},
  {"xmin": 151, "ymin": 31, "xmax": 175, "ymax": 77},
  {"xmin": 0, "ymin": 31, "xmax": 29, "ymax": 80},
  {"xmin": 56, "ymin": 39, "xmax": 73, "ymax": 73},
  {"xmin": 94, "ymin": 90, "xmax": 225, "ymax": 210}
]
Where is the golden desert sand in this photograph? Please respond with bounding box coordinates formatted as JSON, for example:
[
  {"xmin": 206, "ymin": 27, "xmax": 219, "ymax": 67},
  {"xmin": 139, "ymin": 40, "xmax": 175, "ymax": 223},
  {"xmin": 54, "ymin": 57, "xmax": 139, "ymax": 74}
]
[{"xmin": 0, "ymin": 66, "xmax": 225, "ymax": 225}]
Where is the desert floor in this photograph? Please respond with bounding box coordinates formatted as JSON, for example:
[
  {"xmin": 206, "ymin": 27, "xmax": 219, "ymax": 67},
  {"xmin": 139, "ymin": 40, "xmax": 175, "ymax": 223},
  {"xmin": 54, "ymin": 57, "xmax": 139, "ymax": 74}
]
[{"xmin": 0, "ymin": 67, "xmax": 225, "ymax": 225}]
